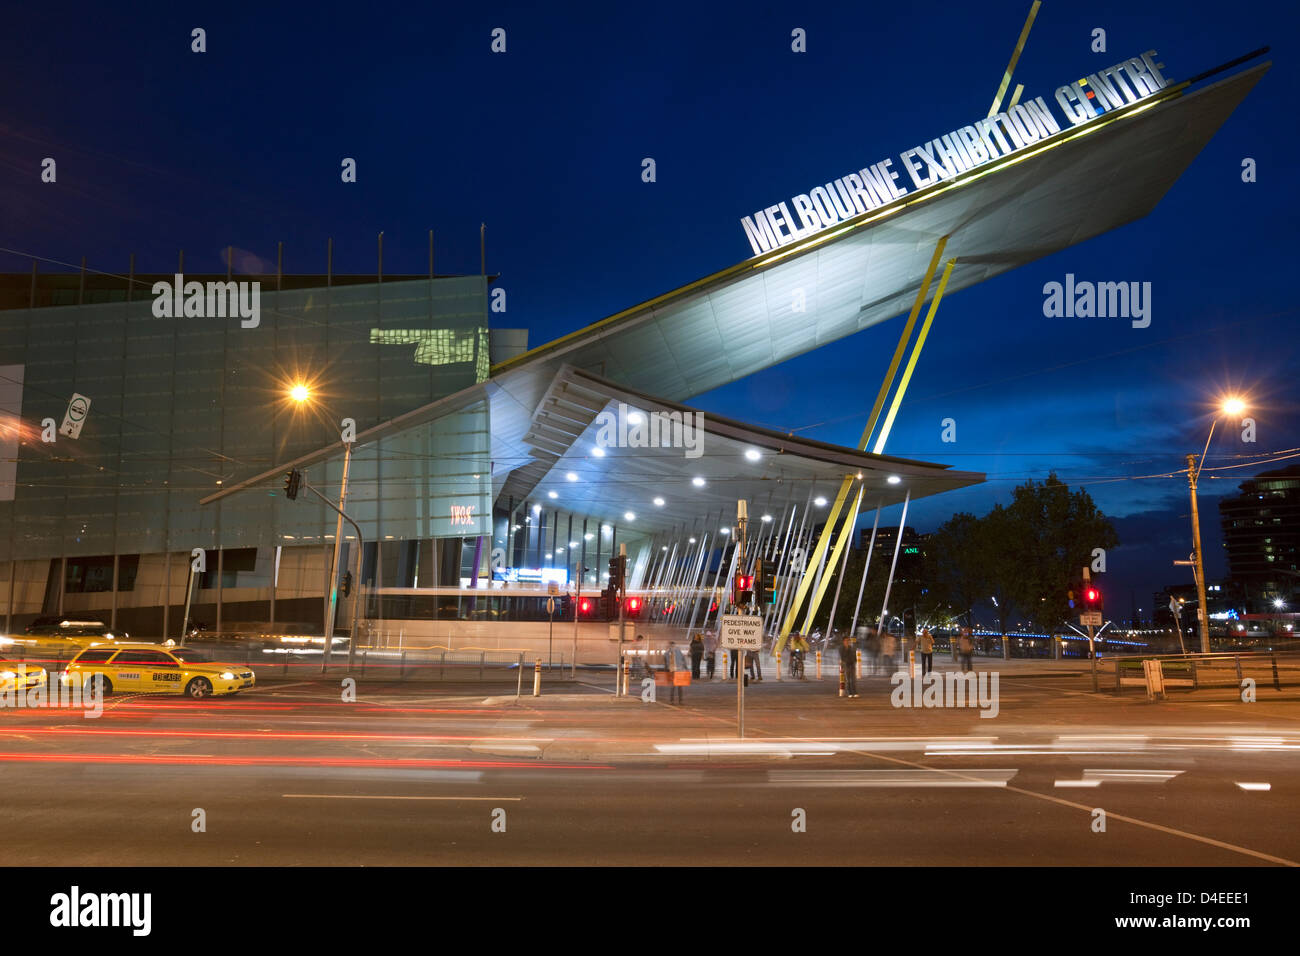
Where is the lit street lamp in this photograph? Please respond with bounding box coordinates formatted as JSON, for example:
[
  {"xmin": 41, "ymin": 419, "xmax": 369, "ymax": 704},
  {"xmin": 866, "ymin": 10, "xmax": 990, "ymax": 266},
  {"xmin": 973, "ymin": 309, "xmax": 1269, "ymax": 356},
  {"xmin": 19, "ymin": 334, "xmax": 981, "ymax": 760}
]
[{"xmin": 1186, "ymin": 397, "xmax": 1246, "ymax": 653}]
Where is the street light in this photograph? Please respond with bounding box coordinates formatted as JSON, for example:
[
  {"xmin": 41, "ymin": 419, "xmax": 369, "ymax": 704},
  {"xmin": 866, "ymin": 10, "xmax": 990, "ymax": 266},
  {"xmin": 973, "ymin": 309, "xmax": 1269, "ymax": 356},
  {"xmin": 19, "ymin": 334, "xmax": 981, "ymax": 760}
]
[
  {"xmin": 1186, "ymin": 396, "xmax": 1246, "ymax": 654},
  {"xmin": 289, "ymin": 383, "xmax": 311, "ymax": 403}
]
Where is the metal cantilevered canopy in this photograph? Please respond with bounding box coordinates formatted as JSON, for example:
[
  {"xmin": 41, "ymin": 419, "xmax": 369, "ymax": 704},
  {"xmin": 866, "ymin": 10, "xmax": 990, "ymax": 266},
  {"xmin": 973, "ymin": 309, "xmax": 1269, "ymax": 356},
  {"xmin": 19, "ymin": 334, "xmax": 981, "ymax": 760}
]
[
  {"xmin": 492, "ymin": 366, "xmax": 982, "ymax": 534},
  {"xmin": 491, "ymin": 60, "xmax": 1269, "ymax": 417}
]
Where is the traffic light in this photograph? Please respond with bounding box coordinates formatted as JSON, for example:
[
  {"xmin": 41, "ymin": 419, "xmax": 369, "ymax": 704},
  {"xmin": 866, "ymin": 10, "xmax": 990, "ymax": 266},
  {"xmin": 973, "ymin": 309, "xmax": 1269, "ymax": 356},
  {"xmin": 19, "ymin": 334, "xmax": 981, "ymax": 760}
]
[
  {"xmin": 340, "ymin": 570, "xmax": 353, "ymax": 598},
  {"xmin": 283, "ymin": 468, "xmax": 302, "ymax": 501},
  {"xmin": 755, "ymin": 558, "xmax": 776, "ymax": 605},
  {"xmin": 734, "ymin": 573, "xmax": 754, "ymax": 607},
  {"xmin": 1082, "ymin": 585, "xmax": 1103, "ymax": 612},
  {"xmin": 625, "ymin": 596, "xmax": 642, "ymax": 617},
  {"xmin": 608, "ymin": 555, "xmax": 626, "ymax": 594},
  {"xmin": 578, "ymin": 596, "xmax": 593, "ymax": 617},
  {"xmin": 902, "ymin": 607, "xmax": 917, "ymax": 638},
  {"xmin": 600, "ymin": 588, "xmax": 617, "ymax": 619}
]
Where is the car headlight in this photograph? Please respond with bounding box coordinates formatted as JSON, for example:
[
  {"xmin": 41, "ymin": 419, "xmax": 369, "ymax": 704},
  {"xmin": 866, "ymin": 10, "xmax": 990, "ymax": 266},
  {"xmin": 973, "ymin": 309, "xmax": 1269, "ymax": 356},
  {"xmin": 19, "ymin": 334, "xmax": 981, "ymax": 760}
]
[
  {"xmin": 0, "ymin": 670, "xmax": 15, "ymax": 680},
  {"xmin": 220, "ymin": 672, "xmax": 235, "ymax": 680}
]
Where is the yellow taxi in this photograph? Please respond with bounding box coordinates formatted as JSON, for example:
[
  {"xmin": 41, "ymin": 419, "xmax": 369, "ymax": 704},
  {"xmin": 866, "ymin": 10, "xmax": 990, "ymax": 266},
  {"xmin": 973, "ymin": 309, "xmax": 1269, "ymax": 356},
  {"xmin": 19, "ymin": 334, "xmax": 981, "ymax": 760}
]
[
  {"xmin": 60, "ymin": 643, "xmax": 255, "ymax": 699},
  {"xmin": 0, "ymin": 660, "xmax": 47, "ymax": 694}
]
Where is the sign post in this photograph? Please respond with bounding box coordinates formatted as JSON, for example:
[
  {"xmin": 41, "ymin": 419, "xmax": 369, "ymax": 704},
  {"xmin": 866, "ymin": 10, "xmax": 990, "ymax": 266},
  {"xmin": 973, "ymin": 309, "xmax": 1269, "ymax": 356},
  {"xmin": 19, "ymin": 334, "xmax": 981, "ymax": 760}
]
[{"xmin": 546, "ymin": 596, "xmax": 556, "ymax": 670}]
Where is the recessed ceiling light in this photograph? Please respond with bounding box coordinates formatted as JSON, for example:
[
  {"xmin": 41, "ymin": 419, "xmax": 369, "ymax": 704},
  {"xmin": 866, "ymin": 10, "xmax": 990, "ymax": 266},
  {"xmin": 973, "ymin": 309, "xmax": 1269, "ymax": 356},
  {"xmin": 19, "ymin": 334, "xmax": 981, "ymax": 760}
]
[
  {"xmin": 720, "ymin": 527, "xmax": 731, "ymax": 535},
  {"xmin": 566, "ymin": 471, "xmax": 578, "ymax": 481},
  {"xmin": 624, "ymin": 511, "xmax": 636, "ymax": 521},
  {"xmin": 533, "ymin": 504, "xmax": 542, "ymax": 513},
  {"xmin": 545, "ymin": 553, "xmax": 552, "ymax": 559},
  {"xmin": 662, "ymin": 546, "xmax": 668, "ymax": 551},
  {"xmin": 547, "ymin": 490, "xmax": 558, "ymax": 499},
  {"xmin": 887, "ymin": 475, "xmax": 901, "ymax": 484},
  {"xmin": 584, "ymin": 533, "xmax": 594, "ymax": 541},
  {"xmin": 692, "ymin": 476, "xmax": 706, "ymax": 487},
  {"xmin": 814, "ymin": 496, "xmax": 827, "ymax": 507},
  {"xmin": 761, "ymin": 514, "xmax": 772, "ymax": 522},
  {"xmin": 653, "ymin": 497, "xmax": 665, "ymax": 507},
  {"xmin": 592, "ymin": 446, "xmax": 606, "ymax": 457},
  {"xmin": 689, "ymin": 537, "xmax": 697, "ymax": 544},
  {"xmin": 556, "ymin": 547, "xmax": 565, "ymax": 553},
  {"xmin": 569, "ymin": 540, "xmax": 579, "ymax": 547},
  {"xmin": 744, "ymin": 448, "xmax": 761, "ymax": 462},
  {"xmin": 601, "ymin": 524, "xmax": 612, "ymax": 534}
]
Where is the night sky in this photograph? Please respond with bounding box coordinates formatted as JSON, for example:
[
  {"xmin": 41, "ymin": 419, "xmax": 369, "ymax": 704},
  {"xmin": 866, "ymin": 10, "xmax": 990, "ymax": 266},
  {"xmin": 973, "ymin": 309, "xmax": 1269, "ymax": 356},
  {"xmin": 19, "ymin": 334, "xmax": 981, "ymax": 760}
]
[{"xmin": 2, "ymin": 0, "xmax": 1297, "ymax": 620}]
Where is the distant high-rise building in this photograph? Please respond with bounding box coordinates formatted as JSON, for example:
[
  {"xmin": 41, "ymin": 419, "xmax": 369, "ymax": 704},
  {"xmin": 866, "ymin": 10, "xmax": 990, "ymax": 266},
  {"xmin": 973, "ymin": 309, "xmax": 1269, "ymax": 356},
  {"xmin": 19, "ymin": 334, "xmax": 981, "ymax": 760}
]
[{"xmin": 1217, "ymin": 465, "xmax": 1300, "ymax": 612}]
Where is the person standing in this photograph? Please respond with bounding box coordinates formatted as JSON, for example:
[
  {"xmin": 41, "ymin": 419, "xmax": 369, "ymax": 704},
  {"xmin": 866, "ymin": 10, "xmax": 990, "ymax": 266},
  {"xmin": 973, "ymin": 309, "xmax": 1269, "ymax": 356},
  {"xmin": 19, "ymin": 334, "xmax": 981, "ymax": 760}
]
[
  {"xmin": 918, "ymin": 627, "xmax": 935, "ymax": 676},
  {"xmin": 704, "ymin": 629, "xmax": 717, "ymax": 680},
  {"xmin": 866, "ymin": 629, "xmax": 881, "ymax": 676},
  {"xmin": 689, "ymin": 633, "xmax": 704, "ymax": 679},
  {"xmin": 839, "ymin": 633, "xmax": 858, "ymax": 698}
]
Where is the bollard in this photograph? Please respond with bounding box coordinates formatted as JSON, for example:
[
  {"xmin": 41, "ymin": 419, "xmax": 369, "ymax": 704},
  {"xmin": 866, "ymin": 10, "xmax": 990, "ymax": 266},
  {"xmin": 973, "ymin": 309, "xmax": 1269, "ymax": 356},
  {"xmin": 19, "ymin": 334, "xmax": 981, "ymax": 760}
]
[
  {"xmin": 724, "ymin": 649, "xmax": 731, "ymax": 681},
  {"xmin": 909, "ymin": 649, "xmax": 916, "ymax": 679},
  {"xmin": 775, "ymin": 651, "xmax": 782, "ymax": 682},
  {"xmin": 621, "ymin": 656, "xmax": 630, "ymax": 696},
  {"xmin": 856, "ymin": 649, "xmax": 862, "ymax": 680},
  {"xmin": 1272, "ymin": 653, "xmax": 1282, "ymax": 691},
  {"xmin": 816, "ymin": 649, "xmax": 823, "ymax": 681},
  {"xmin": 533, "ymin": 658, "xmax": 542, "ymax": 696}
]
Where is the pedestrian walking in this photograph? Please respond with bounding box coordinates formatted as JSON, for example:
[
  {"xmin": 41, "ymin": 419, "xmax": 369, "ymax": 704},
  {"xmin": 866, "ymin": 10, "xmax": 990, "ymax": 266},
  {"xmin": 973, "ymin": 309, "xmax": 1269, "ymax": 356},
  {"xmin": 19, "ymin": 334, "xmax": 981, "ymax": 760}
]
[
  {"xmin": 664, "ymin": 640, "xmax": 688, "ymax": 703},
  {"xmin": 689, "ymin": 633, "xmax": 704, "ymax": 679},
  {"xmin": 918, "ymin": 627, "xmax": 935, "ymax": 676},
  {"xmin": 839, "ymin": 633, "xmax": 858, "ymax": 697},
  {"xmin": 704, "ymin": 629, "xmax": 717, "ymax": 679},
  {"xmin": 959, "ymin": 629, "xmax": 975, "ymax": 673},
  {"xmin": 745, "ymin": 647, "xmax": 762, "ymax": 681}
]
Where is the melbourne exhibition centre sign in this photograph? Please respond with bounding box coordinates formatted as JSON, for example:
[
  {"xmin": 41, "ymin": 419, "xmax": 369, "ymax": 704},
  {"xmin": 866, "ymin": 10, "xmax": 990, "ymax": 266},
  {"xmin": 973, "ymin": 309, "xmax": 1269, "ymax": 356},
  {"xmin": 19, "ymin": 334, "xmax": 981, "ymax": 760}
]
[{"xmin": 740, "ymin": 51, "xmax": 1171, "ymax": 256}]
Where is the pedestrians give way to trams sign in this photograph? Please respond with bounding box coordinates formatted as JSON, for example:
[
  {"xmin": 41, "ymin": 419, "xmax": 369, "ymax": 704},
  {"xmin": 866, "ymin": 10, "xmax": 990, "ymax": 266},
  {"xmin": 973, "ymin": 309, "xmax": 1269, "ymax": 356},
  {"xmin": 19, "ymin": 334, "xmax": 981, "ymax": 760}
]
[
  {"xmin": 720, "ymin": 614, "xmax": 763, "ymax": 649},
  {"xmin": 1080, "ymin": 611, "xmax": 1103, "ymax": 626}
]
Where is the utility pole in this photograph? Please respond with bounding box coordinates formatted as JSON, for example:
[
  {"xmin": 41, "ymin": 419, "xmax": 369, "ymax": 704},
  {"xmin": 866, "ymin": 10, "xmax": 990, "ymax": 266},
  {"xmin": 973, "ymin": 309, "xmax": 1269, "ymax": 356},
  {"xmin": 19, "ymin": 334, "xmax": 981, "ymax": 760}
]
[
  {"xmin": 616, "ymin": 543, "xmax": 627, "ymax": 695},
  {"xmin": 736, "ymin": 499, "xmax": 748, "ymax": 738},
  {"xmin": 1186, "ymin": 453, "xmax": 1211, "ymax": 653}
]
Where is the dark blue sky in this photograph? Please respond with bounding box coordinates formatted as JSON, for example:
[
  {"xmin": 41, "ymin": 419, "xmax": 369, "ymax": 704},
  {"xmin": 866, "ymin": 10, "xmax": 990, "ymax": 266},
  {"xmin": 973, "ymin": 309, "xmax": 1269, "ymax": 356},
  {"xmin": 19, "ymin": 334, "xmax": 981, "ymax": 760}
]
[{"xmin": 2, "ymin": 0, "xmax": 1297, "ymax": 617}]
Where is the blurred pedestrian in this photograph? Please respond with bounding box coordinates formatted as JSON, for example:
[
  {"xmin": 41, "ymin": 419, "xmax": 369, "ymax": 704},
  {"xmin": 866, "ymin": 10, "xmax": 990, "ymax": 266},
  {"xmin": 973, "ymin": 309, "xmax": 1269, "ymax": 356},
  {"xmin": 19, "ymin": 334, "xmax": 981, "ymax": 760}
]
[
  {"xmin": 918, "ymin": 627, "xmax": 935, "ymax": 676},
  {"xmin": 745, "ymin": 647, "xmax": 762, "ymax": 681},
  {"xmin": 704, "ymin": 629, "xmax": 717, "ymax": 679},
  {"xmin": 789, "ymin": 632, "xmax": 809, "ymax": 678},
  {"xmin": 689, "ymin": 632, "xmax": 704, "ymax": 679},
  {"xmin": 959, "ymin": 630, "xmax": 975, "ymax": 672},
  {"xmin": 839, "ymin": 633, "xmax": 858, "ymax": 698},
  {"xmin": 665, "ymin": 640, "xmax": 687, "ymax": 703},
  {"xmin": 879, "ymin": 631, "xmax": 897, "ymax": 676},
  {"xmin": 867, "ymin": 629, "xmax": 881, "ymax": 676}
]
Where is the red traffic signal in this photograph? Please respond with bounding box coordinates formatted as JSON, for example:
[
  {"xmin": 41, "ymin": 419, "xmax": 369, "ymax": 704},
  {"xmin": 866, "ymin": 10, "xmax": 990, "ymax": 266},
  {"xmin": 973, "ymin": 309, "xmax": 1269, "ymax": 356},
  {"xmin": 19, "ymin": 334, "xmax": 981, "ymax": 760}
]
[{"xmin": 578, "ymin": 597, "xmax": 592, "ymax": 616}]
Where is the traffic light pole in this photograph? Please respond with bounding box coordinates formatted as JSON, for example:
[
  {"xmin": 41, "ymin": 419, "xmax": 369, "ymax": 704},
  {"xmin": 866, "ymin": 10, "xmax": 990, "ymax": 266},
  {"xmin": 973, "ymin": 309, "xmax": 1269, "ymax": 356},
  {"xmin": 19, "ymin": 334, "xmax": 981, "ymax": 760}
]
[
  {"xmin": 298, "ymin": 476, "xmax": 363, "ymax": 671},
  {"xmin": 616, "ymin": 544, "xmax": 626, "ymax": 696},
  {"xmin": 736, "ymin": 501, "xmax": 748, "ymax": 739}
]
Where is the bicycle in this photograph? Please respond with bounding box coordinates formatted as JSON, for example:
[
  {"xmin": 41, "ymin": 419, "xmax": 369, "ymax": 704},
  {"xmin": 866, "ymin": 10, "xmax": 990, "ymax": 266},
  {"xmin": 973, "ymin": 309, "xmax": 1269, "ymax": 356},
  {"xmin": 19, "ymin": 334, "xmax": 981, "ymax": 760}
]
[{"xmin": 790, "ymin": 650, "xmax": 805, "ymax": 680}]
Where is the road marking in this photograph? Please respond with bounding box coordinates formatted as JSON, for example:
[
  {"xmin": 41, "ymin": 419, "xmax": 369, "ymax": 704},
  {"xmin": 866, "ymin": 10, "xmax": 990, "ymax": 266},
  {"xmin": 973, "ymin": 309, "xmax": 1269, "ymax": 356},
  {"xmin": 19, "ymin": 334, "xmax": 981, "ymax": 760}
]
[
  {"xmin": 765, "ymin": 769, "xmax": 1018, "ymax": 788},
  {"xmin": 1236, "ymin": 782, "xmax": 1271, "ymax": 792},
  {"xmin": 282, "ymin": 793, "xmax": 522, "ymax": 801},
  {"xmin": 1054, "ymin": 770, "xmax": 1183, "ymax": 787}
]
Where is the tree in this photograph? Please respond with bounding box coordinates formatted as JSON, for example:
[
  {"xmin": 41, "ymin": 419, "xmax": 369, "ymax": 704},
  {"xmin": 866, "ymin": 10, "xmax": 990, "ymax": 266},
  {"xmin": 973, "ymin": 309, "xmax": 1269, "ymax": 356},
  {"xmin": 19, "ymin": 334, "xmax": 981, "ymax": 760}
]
[{"xmin": 927, "ymin": 512, "xmax": 987, "ymax": 628}]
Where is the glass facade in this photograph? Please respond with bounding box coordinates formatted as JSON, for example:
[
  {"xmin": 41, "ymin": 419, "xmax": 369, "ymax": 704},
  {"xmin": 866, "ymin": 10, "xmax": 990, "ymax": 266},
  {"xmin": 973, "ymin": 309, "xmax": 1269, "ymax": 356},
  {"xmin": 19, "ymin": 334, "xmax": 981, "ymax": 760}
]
[{"xmin": 0, "ymin": 276, "xmax": 493, "ymax": 562}]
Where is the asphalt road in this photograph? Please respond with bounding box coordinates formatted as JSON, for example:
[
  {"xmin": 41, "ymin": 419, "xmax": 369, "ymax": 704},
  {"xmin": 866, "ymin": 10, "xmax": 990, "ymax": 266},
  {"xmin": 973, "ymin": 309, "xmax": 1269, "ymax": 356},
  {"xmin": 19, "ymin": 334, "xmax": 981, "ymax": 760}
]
[{"xmin": 2, "ymin": 671, "xmax": 1298, "ymax": 866}]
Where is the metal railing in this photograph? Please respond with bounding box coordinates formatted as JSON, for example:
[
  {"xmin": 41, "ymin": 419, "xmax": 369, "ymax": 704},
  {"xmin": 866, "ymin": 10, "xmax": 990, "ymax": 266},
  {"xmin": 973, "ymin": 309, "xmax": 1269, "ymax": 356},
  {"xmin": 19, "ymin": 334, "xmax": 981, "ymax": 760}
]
[{"xmin": 1092, "ymin": 650, "xmax": 1300, "ymax": 694}]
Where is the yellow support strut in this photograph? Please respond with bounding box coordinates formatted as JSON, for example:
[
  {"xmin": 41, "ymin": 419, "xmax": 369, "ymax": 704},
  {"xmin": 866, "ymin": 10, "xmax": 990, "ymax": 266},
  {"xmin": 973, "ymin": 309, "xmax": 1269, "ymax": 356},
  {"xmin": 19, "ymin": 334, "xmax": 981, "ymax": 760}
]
[{"xmin": 775, "ymin": 238, "xmax": 948, "ymax": 652}]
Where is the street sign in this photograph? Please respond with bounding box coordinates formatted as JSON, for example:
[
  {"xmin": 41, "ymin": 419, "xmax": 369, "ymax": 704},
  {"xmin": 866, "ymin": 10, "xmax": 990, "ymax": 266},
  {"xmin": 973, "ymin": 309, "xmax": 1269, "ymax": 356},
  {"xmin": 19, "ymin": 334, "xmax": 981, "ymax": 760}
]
[
  {"xmin": 546, "ymin": 597, "xmax": 556, "ymax": 616},
  {"xmin": 59, "ymin": 392, "xmax": 91, "ymax": 440},
  {"xmin": 547, "ymin": 581, "xmax": 559, "ymax": 595},
  {"xmin": 719, "ymin": 613, "xmax": 763, "ymax": 649},
  {"xmin": 1080, "ymin": 611, "xmax": 1102, "ymax": 626}
]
